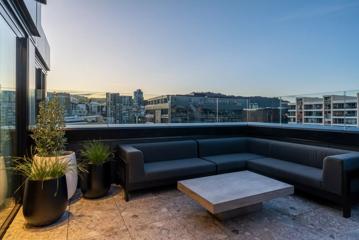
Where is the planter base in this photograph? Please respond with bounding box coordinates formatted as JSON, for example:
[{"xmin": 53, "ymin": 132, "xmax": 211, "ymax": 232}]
[
  {"xmin": 23, "ymin": 176, "xmax": 68, "ymax": 227},
  {"xmin": 80, "ymin": 161, "xmax": 111, "ymax": 199}
]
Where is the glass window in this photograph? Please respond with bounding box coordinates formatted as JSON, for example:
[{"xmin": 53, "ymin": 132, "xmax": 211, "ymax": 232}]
[
  {"xmin": 0, "ymin": 16, "xmax": 17, "ymax": 227},
  {"xmin": 28, "ymin": 44, "xmax": 36, "ymax": 126}
]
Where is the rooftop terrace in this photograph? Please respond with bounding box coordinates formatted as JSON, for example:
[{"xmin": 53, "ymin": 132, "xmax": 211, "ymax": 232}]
[
  {"xmin": 4, "ymin": 185, "xmax": 359, "ymax": 240},
  {"xmin": 2, "ymin": 1, "xmax": 359, "ymax": 239}
]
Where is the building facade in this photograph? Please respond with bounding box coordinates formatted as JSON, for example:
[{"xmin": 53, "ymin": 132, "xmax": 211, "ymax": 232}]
[
  {"xmin": 47, "ymin": 92, "xmax": 72, "ymax": 116},
  {"xmin": 106, "ymin": 93, "xmax": 121, "ymax": 124},
  {"xmin": 0, "ymin": 0, "xmax": 50, "ymax": 236},
  {"xmin": 288, "ymin": 95, "xmax": 359, "ymax": 127},
  {"xmin": 145, "ymin": 94, "xmax": 249, "ymax": 123},
  {"xmin": 246, "ymin": 107, "xmax": 284, "ymax": 123},
  {"xmin": 106, "ymin": 93, "xmax": 139, "ymax": 124},
  {"xmin": 133, "ymin": 89, "xmax": 144, "ymax": 107}
]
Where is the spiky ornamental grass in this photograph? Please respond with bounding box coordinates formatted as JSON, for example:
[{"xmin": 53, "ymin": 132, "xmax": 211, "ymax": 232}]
[
  {"xmin": 13, "ymin": 155, "xmax": 74, "ymax": 196},
  {"xmin": 81, "ymin": 141, "xmax": 112, "ymax": 165},
  {"xmin": 13, "ymin": 156, "xmax": 70, "ymax": 181},
  {"xmin": 31, "ymin": 97, "xmax": 66, "ymax": 157}
]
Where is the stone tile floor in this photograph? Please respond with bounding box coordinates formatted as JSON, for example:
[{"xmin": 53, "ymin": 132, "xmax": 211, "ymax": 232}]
[
  {"xmin": 4, "ymin": 184, "xmax": 359, "ymax": 240},
  {"xmin": 0, "ymin": 198, "xmax": 15, "ymax": 225}
]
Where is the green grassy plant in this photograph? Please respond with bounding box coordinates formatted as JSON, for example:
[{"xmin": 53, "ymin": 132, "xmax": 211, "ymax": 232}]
[
  {"xmin": 13, "ymin": 156, "xmax": 70, "ymax": 181},
  {"xmin": 80, "ymin": 141, "xmax": 112, "ymax": 165}
]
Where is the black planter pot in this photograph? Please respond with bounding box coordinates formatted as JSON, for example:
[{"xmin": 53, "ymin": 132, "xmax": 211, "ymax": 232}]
[
  {"xmin": 80, "ymin": 160, "xmax": 111, "ymax": 199},
  {"xmin": 23, "ymin": 175, "xmax": 68, "ymax": 227}
]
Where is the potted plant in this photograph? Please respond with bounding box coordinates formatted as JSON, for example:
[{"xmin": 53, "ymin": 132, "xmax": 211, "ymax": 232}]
[
  {"xmin": 0, "ymin": 156, "xmax": 7, "ymax": 206},
  {"xmin": 79, "ymin": 141, "xmax": 112, "ymax": 199},
  {"xmin": 31, "ymin": 97, "xmax": 77, "ymax": 199},
  {"xmin": 15, "ymin": 156, "xmax": 69, "ymax": 226}
]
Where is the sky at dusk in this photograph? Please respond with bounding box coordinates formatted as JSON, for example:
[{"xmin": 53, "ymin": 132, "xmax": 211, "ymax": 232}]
[{"xmin": 42, "ymin": 0, "xmax": 359, "ymax": 98}]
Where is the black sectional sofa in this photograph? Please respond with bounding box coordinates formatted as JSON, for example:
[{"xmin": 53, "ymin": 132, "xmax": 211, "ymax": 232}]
[{"xmin": 119, "ymin": 137, "xmax": 359, "ymax": 217}]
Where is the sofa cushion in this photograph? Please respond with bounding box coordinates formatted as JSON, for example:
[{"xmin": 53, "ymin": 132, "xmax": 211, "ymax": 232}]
[
  {"xmin": 270, "ymin": 141, "xmax": 350, "ymax": 169},
  {"xmin": 247, "ymin": 157, "xmax": 322, "ymax": 189},
  {"xmin": 315, "ymin": 147, "xmax": 349, "ymax": 167},
  {"xmin": 144, "ymin": 158, "xmax": 216, "ymax": 181},
  {"xmin": 202, "ymin": 153, "xmax": 264, "ymax": 173},
  {"xmin": 269, "ymin": 141, "xmax": 319, "ymax": 168},
  {"xmin": 248, "ymin": 138, "xmax": 349, "ymax": 169},
  {"xmin": 133, "ymin": 140, "xmax": 198, "ymax": 163},
  {"xmin": 198, "ymin": 137, "xmax": 248, "ymax": 157},
  {"xmin": 247, "ymin": 138, "xmax": 272, "ymax": 156}
]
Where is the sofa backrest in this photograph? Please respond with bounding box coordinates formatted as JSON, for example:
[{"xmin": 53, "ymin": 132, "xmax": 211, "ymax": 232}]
[
  {"xmin": 249, "ymin": 138, "xmax": 349, "ymax": 169},
  {"xmin": 197, "ymin": 137, "xmax": 248, "ymax": 157},
  {"xmin": 247, "ymin": 138, "xmax": 272, "ymax": 156},
  {"xmin": 132, "ymin": 140, "xmax": 198, "ymax": 163}
]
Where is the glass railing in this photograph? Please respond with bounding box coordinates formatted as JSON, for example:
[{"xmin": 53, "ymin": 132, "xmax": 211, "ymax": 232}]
[{"xmin": 46, "ymin": 89, "xmax": 359, "ymax": 131}]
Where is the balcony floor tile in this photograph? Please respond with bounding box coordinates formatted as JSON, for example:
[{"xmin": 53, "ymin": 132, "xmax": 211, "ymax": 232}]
[{"xmin": 4, "ymin": 185, "xmax": 359, "ymax": 240}]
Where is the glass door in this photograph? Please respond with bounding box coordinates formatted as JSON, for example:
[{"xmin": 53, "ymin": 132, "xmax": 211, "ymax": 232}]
[{"xmin": 0, "ymin": 15, "xmax": 17, "ymax": 229}]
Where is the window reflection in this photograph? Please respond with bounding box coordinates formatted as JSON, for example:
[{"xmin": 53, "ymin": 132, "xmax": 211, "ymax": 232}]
[{"xmin": 0, "ymin": 16, "xmax": 17, "ymax": 226}]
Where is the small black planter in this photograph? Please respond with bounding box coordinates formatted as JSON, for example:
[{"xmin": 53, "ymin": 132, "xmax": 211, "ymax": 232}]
[
  {"xmin": 23, "ymin": 175, "xmax": 68, "ymax": 226},
  {"xmin": 80, "ymin": 160, "xmax": 111, "ymax": 199}
]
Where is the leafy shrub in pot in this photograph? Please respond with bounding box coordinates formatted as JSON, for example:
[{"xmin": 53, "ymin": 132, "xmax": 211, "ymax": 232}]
[
  {"xmin": 31, "ymin": 97, "xmax": 77, "ymax": 199},
  {"xmin": 79, "ymin": 141, "xmax": 113, "ymax": 199}
]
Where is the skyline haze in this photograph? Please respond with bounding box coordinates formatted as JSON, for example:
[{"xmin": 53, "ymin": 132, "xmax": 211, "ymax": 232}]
[{"xmin": 42, "ymin": 0, "xmax": 359, "ymax": 97}]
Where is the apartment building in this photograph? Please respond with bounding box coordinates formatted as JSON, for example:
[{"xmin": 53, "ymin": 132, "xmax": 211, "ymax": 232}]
[
  {"xmin": 106, "ymin": 92, "xmax": 146, "ymax": 124},
  {"xmin": 145, "ymin": 94, "xmax": 252, "ymax": 123},
  {"xmin": 288, "ymin": 94, "xmax": 359, "ymax": 127},
  {"xmin": 133, "ymin": 89, "xmax": 144, "ymax": 107}
]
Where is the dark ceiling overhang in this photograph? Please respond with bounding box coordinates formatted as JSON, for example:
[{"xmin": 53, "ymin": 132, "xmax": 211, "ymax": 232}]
[
  {"xmin": 35, "ymin": 0, "xmax": 47, "ymax": 4},
  {"xmin": 13, "ymin": 0, "xmax": 40, "ymax": 36}
]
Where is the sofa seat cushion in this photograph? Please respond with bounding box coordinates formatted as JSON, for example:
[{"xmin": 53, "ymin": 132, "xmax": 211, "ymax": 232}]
[
  {"xmin": 202, "ymin": 153, "xmax": 264, "ymax": 173},
  {"xmin": 144, "ymin": 158, "xmax": 216, "ymax": 181},
  {"xmin": 247, "ymin": 158, "xmax": 323, "ymax": 189}
]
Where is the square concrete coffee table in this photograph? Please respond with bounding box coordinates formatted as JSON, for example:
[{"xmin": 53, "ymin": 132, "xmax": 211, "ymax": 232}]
[{"xmin": 177, "ymin": 171, "xmax": 294, "ymax": 219}]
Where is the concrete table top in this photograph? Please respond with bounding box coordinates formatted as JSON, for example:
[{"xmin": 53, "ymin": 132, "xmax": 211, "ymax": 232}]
[{"xmin": 178, "ymin": 171, "xmax": 294, "ymax": 219}]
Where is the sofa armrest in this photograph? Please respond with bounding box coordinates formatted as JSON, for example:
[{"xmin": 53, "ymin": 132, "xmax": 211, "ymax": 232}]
[
  {"xmin": 322, "ymin": 153, "xmax": 359, "ymax": 195},
  {"xmin": 119, "ymin": 145, "xmax": 145, "ymax": 183}
]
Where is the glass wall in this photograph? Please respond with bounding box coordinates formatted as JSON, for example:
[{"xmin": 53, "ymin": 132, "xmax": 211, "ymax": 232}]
[
  {"xmin": 0, "ymin": 16, "xmax": 17, "ymax": 227},
  {"xmin": 48, "ymin": 89, "xmax": 359, "ymax": 132},
  {"xmin": 28, "ymin": 44, "xmax": 36, "ymax": 126}
]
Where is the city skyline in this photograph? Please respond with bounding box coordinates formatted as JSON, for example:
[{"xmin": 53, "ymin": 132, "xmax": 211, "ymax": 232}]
[
  {"xmin": 42, "ymin": 0, "xmax": 359, "ymax": 97},
  {"xmin": 45, "ymin": 88, "xmax": 358, "ymax": 128}
]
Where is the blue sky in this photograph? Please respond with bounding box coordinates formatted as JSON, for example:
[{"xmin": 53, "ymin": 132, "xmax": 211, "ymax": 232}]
[{"xmin": 42, "ymin": 0, "xmax": 359, "ymax": 97}]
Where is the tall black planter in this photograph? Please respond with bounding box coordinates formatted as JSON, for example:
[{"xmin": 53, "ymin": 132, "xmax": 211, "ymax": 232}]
[
  {"xmin": 80, "ymin": 160, "xmax": 111, "ymax": 199},
  {"xmin": 23, "ymin": 175, "xmax": 68, "ymax": 226}
]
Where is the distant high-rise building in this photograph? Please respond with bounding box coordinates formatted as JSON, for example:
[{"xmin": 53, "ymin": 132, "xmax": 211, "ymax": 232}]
[
  {"xmin": 133, "ymin": 89, "xmax": 144, "ymax": 107},
  {"xmin": 119, "ymin": 95, "xmax": 134, "ymax": 123},
  {"xmin": 0, "ymin": 90, "xmax": 16, "ymax": 126},
  {"xmin": 106, "ymin": 93, "xmax": 135, "ymax": 124},
  {"xmin": 106, "ymin": 93, "xmax": 121, "ymax": 124},
  {"xmin": 88, "ymin": 101, "xmax": 105, "ymax": 116},
  {"xmin": 47, "ymin": 92, "xmax": 72, "ymax": 116},
  {"xmin": 120, "ymin": 96, "xmax": 133, "ymax": 106}
]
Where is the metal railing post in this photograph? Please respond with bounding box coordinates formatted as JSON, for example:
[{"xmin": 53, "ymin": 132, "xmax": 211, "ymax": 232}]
[{"xmin": 216, "ymin": 98, "xmax": 219, "ymax": 122}]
